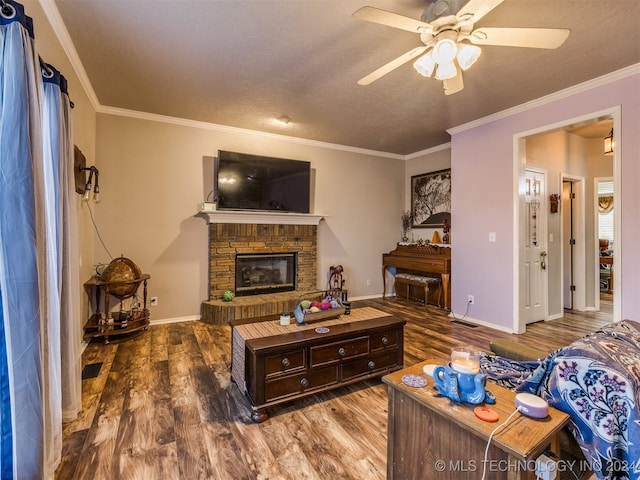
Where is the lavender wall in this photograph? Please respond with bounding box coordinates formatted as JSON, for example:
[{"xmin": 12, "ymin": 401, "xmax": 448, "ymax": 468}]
[{"xmin": 450, "ymin": 69, "xmax": 640, "ymax": 331}]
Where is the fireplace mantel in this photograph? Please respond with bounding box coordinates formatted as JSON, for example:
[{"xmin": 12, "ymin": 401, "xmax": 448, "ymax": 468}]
[{"xmin": 198, "ymin": 206, "xmax": 324, "ymax": 225}]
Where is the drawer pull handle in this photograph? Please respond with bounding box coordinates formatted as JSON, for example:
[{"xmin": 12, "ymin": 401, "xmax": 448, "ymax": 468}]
[
  {"xmin": 338, "ymin": 347, "xmax": 346, "ymax": 357},
  {"xmin": 381, "ymin": 336, "xmax": 389, "ymax": 345},
  {"xmin": 281, "ymin": 358, "xmax": 290, "ymax": 367},
  {"xmin": 300, "ymin": 378, "xmax": 309, "ymax": 388},
  {"xmin": 368, "ymin": 361, "xmax": 376, "ymax": 369}
]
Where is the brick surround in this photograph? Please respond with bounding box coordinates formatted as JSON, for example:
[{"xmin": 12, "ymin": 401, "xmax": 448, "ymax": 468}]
[{"xmin": 208, "ymin": 223, "xmax": 318, "ymax": 300}]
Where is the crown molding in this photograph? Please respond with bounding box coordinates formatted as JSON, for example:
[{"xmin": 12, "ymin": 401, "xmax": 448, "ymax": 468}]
[
  {"xmin": 447, "ymin": 63, "xmax": 640, "ymax": 137},
  {"xmin": 405, "ymin": 142, "xmax": 452, "ymax": 160},
  {"xmin": 98, "ymin": 105, "xmax": 405, "ymax": 160}
]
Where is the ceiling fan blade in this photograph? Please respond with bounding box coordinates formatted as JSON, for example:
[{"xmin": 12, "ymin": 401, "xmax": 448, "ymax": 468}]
[
  {"xmin": 469, "ymin": 27, "xmax": 570, "ymax": 49},
  {"xmin": 456, "ymin": 0, "xmax": 504, "ymax": 25},
  {"xmin": 443, "ymin": 71, "xmax": 464, "ymax": 95},
  {"xmin": 353, "ymin": 6, "xmax": 433, "ymax": 34},
  {"xmin": 357, "ymin": 46, "xmax": 429, "ymax": 85}
]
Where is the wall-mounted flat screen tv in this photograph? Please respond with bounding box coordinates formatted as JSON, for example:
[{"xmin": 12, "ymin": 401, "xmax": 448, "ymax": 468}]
[{"xmin": 215, "ymin": 150, "xmax": 311, "ymax": 213}]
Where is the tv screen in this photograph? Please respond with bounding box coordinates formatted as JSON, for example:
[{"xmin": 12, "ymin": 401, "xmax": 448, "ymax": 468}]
[{"xmin": 216, "ymin": 151, "xmax": 311, "ymax": 213}]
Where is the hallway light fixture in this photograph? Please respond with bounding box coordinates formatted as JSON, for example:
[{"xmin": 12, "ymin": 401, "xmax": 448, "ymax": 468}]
[{"xmin": 604, "ymin": 128, "xmax": 614, "ymax": 156}]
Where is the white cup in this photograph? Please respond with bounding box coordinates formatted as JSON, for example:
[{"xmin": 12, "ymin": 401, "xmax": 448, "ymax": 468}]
[{"xmin": 279, "ymin": 313, "xmax": 291, "ymax": 326}]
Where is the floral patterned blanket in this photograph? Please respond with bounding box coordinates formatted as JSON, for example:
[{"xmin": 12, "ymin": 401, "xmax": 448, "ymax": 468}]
[{"xmin": 480, "ymin": 320, "xmax": 640, "ymax": 480}]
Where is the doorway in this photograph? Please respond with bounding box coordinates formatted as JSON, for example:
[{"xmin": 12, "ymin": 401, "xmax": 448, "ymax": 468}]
[{"xmin": 514, "ymin": 107, "xmax": 619, "ymax": 333}]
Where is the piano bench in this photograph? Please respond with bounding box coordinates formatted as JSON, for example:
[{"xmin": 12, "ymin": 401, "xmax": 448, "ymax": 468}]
[{"xmin": 394, "ymin": 273, "xmax": 442, "ymax": 308}]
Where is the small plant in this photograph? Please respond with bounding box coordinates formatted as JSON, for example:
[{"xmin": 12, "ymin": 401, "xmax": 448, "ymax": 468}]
[
  {"xmin": 401, "ymin": 210, "xmax": 413, "ymax": 240},
  {"xmin": 401, "ymin": 210, "xmax": 413, "ymax": 231}
]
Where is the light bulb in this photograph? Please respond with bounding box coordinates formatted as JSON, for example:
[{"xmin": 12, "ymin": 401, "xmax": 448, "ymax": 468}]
[
  {"xmin": 435, "ymin": 62, "xmax": 457, "ymax": 81},
  {"xmin": 413, "ymin": 52, "xmax": 436, "ymax": 77},
  {"xmin": 432, "ymin": 38, "xmax": 457, "ymax": 65},
  {"xmin": 456, "ymin": 44, "xmax": 481, "ymax": 71},
  {"xmin": 93, "ymin": 190, "xmax": 100, "ymax": 203},
  {"xmin": 83, "ymin": 188, "xmax": 91, "ymax": 202}
]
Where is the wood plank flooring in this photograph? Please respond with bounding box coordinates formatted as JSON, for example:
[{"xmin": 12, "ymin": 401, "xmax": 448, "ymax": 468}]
[{"xmin": 56, "ymin": 297, "xmax": 612, "ymax": 480}]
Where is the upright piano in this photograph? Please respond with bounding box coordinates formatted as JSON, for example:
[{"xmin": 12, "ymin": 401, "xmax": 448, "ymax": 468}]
[{"xmin": 382, "ymin": 244, "xmax": 451, "ymax": 310}]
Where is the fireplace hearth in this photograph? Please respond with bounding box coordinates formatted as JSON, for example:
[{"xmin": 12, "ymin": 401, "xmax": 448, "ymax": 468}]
[
  {"xmin": 235, "ymin": 253, "xmax": 296, "ymax": 296},
  {"xmin": 202, "ymin": 222, "xmax": 319, "ymax": 323}
]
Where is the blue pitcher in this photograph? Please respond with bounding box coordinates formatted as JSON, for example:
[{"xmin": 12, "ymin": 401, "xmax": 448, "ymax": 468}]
[{"xmin": 433, "ymin": 362, "xmax": 493, "ymax": 404}]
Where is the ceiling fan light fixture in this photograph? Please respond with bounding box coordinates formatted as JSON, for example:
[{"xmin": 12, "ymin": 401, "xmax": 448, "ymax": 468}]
[
  {"xmin": 432, "ymin": 36, "xmax": 457, "ymax": 64},
  {"xmin": 413, "ymin": 52, "xmax": 436, "ymax": 77},
  {"xmin": 434, "ymin": 61, "xmax": 457, "ymax": 80},
  {"xmin": 456, "ymin": 44, "xmax": 481, "ymax": 71}
]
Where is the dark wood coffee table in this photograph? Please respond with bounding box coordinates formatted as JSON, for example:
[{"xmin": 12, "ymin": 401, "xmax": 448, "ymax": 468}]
[{"xmin": 231, "ymin": 307, "xmax": 405, "ymax": 422}]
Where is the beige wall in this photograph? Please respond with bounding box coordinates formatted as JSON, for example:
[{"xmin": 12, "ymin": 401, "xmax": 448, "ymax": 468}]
[{"xmin": 95, "ymin": 114, "xmax": 405, "ymax": 321}]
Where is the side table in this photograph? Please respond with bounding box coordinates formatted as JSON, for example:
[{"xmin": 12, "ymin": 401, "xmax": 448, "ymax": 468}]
[
  {"xmin": 383, "ymin": 360, "xmax": 569, "ymax": 480},
  {"xmin": 83, "ymin": 274, "xmax": 150, "ymax": 344}
]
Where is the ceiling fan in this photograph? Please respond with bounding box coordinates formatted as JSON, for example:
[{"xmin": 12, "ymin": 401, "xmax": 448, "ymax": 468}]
[{"xmin": 353, "ymin": 0, "xmax": 570, "ymax": 95}]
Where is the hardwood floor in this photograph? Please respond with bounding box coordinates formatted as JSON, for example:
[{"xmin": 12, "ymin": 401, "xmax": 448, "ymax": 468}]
[{"xmin": 56, "ymin": 297, "xmax": 612, "ymax": 480}]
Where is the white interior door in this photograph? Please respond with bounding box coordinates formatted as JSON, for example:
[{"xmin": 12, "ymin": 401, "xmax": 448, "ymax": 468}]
[{"xmin": 523, "ymin": 168, "xmax": 548, "ymax": 324}]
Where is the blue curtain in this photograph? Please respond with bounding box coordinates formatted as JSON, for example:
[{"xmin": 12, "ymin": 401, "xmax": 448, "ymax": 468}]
[
  {"xmin": 0, "ymin": 2, "xmax": 44, "ymax": 477},
  {"xmin": 0, "ymin": 1, "xmax": 74, "ymax": 478},
  {"xmin": 42, "ymin": 61, "xmax": 81, "ymax": 475}
]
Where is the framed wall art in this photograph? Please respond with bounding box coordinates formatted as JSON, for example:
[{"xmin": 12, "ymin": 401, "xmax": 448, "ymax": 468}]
[{"xmin": 411, "ymin": 169, "xmax": 451, "ymax": 228}]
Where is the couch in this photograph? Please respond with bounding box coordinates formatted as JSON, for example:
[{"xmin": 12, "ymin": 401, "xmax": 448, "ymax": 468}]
[{"xmin": 482, "ymin": 320, "xmax": 640, "ymax": 480}]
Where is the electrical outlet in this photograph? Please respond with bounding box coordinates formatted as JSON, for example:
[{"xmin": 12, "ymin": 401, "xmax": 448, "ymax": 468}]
[
  {"xmin": 467, "ymin": 295, "xmax": 475, "ymax": 304},
  {"xmin": 150, "ymin": 296, "xmax": 158, "ymax": 307},
  {"xmin": 366, "ymin": 279, "xmax": 372, "ymax": 286},
  {"xmin": 535, "ymin": 454, "xmax": 557, "ymax": 480}
]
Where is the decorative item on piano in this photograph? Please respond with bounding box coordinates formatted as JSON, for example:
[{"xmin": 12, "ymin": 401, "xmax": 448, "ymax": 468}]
[
  {"xmin": 401, "ymin": 210, "xmax": 413, "ymax": 242},
  {"xmin": 442, "ymin": 218, "xmax": 450, "ymax": 244}
]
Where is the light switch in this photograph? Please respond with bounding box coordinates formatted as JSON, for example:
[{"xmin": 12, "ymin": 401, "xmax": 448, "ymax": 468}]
[
  {"xmin": 549, "ymin": 233, "xmax": 554, "ymax": 242},
  {"xmin": 489, "ymin": 232, "xmax": 496, "ymax": 243}
]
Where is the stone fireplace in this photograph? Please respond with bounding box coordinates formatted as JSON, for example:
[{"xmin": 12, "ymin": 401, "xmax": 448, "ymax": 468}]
[{"xmin": 199, "ymin": 210, "xmax": 323, "ymax": 323}]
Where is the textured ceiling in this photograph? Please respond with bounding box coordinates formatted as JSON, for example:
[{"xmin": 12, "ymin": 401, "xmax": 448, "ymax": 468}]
[{"xmin": 54, "ymin": 0, "xmax": 640, "ymax": 155}]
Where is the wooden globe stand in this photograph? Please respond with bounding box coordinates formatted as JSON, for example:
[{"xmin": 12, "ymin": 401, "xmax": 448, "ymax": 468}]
[{"xmin": 83, "ymin": 274, "xmax": 150, "ymax": 344}]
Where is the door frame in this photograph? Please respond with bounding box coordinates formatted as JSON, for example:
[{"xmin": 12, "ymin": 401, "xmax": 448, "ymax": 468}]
[
  {"xmin": 560, "ymin": 175, "xmax": 586, "ymax": 312},
  {"xmin": 512, "ymin": 106, "xmax": 621, "ymax": 334}
]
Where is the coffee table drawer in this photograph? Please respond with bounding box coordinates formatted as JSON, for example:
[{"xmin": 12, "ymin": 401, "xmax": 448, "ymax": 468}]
[
  {"xmin": 370, "ymin": 330, "xmax": 399, "ymax": 351},
  {"xmin": 265, "ymin": 349, "xmax": 305, "ymax": 377},
  {"xmin": 341, "ymin": 350, "xmax": 399, "ymax": 381},
  {"xmin": 310, "ymin": 336, "xmax": 369, "ymax": 366},
  {"xmin": 265, "ymin": 365, "xmax": 338, "ymax": 402}
]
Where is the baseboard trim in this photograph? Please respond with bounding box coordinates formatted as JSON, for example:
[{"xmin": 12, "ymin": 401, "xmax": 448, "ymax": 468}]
[
  {"xmin": 150, "ymin": 315, "xmax": 201, "ymax": 326},
  {"xmin": 448, "ymin": 313, "xmax": 515, "ymax": 333}
]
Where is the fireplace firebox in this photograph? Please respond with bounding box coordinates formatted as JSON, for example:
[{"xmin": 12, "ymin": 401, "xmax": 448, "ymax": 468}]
[{"xmin": 235, "ymin": 253, "xmax": 297, "ymax": 296}]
